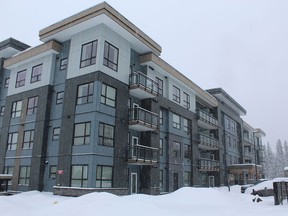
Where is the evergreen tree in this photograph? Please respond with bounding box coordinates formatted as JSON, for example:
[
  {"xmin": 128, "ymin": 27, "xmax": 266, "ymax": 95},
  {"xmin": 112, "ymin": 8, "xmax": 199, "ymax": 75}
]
[
  {"xmin": 275, "ymin": 140, "xmax": 285, "ymax": 177},
  {"xmin": 264, "ymin": 142, "xmax": 276, "ymax": 179},
  {"xmin": 283, "ymin": 140, "xmax": 288, "ymax": 167}
]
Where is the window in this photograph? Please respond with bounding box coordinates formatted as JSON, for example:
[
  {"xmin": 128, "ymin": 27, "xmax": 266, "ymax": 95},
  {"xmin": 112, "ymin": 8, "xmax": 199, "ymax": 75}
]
[
  {"xmin": 31, "ymin": 64, "xmax": 43, "ymax": 83},
  {"xmin": 16, "ymin": 70, "xmax": 26, "ymax": 87},
  {"xmin": 56, "ymin": 92, "xmax": 64, "ymax": 104},
  {"xmin": 73, "ymin": 122, "xmax": 90, "ymax": 145},
  {"xmin": 98, "ymin": 123, "xmax": 115, "ymax": 147},
  {"xmin": 183, "ymin": 92, "xmax": 190, "ymax": 108},
  {"xmin": 183, "ymin": 118, "xmax": 189, "ymax": 133},
  {"xmin": 231, "ymin": 122, "xmax": 236, "ymax": 132},
  {"xmin": 27, "ymin": 96, "xmax": 38, "ymax": 115},
  {"xmin": 101, "ymin": 83, "xmax": 116, "ymax": 107},
  {"xmin": 173, "ymin": 85, "xmax": 180, "ymax": 103},
  {"xmin": 4, "ymin": 166, "xmax": 14, "ymax": 185},
  {"xmin": 96, "ymin": 165, "xmax": 113, "ymax": 188},
  {"xmin": 52, "ymin": 127, "xmax": 60, "ymax": 140},
  {"xmin": 173, "ymin": 141, "xmax": 181, "ymax": 158},
  {"xmin": 77, "ymin": 82, "xmax": 94, "ymax": 105},
  {"xmin": 173, "ymin": 113, "xmax": 181, "ymax": 129},
  {"xmin": 233, "ymin": 139, "xmax": 236, "ymax": 149},
  {"xmin": 7, "ymin": 132, "xmax": 18, "ymax": 150},
  {"xmin": 11, "ymin": 100, "xmax": 22, "ymax": 118},
  {"xmin": 23, "ymin": 130, "xmax": 34, "ymax": 149},
  {"xmin": 159, "ymin": 138, "xmax": 163, "ymax": 155},
  {"xmin": 159, "ymin": 170, "xmax": 163, "ymax": 189},
  {"xmin": 60, "ymin": 58, "xmax": 68, "ymax": 71},
  {"xmin": 0, "ymin": 106, "xmax": 5, "ymax": 116},
  {"xmin": 227, "ymin": 136, "xmax": 231, "ymax": 147},
  {"xmin": 71, "ymin": 165, "xmax": 88, "ymax": 187},
  {"xmin": 103, "ymin": 41, "xmax": 119, "ymax": 71},
  {"xmin": 80, "ymin": 40, "xmax": 97, "ymax": 68},
  {"xmin": 4, "ymin": 78, "xmax": 9, "ymax": 88},
  {"xmin": 49, "ymin": 165, "xmax": 57, "ymax": 179},
  {"xmin": 184, "ymin": 144, "xmax": 191, "ymax": 159},
  {"xmin": 159, "ymin": 109, "xmax": 163, "ymax": 125},
  {"xmin": 184, "ymin": 172, "xmax": 191, "ymax": 186},
  {"xmin": 19, "ymin": 166, "xmax": 30, "ymax": 186},
  {"xmin": 226, "ymin": 118, "xmax": 231, "ymax": 129},
  {"xmin": 156, "ymin": 77, "xmax": 163, "ymax": 95}
]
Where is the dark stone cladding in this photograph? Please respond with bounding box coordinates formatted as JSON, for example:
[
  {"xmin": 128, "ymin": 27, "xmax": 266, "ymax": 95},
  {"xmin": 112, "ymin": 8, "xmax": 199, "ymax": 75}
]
[
  {"xmin": 0, "ymin": 38, "xmax": 30, "ymax": 53},
  {"xmin": 57, "ymin": 70, "xmax": 129, "ymax": 188},
  {"xmin": 0, "ymin": 85, "xmax": 53, "ymax": 191}
]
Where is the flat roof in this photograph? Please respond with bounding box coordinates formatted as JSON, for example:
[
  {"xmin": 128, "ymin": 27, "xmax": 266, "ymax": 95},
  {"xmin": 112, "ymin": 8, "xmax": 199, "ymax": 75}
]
[
  {"xmin": 0, "ymin": 38, "xmax": 30, "ymax": 58},
  {"xmin": 140, "ymin": 52, "xmax": 218, "ymax": 107},
  {"xmin": 39, "ymin": 2, "xmax": 161, "ymax": 56}
]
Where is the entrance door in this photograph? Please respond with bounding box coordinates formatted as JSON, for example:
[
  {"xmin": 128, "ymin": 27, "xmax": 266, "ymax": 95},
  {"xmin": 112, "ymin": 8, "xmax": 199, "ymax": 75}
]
[
  {"xmin": 208, "ymin": 176, "xmax": 215, "ymax": 187},
  {"xmin": 131, "ymin": 172, "xmax": 138, "ymax": 194},
  {"xmin": 132, "ymin": 136, "xmax": 139, "ymax": 157},
  {"xmin": 173, "ymin": 172, "xmax": 178, "ymax": 191}
]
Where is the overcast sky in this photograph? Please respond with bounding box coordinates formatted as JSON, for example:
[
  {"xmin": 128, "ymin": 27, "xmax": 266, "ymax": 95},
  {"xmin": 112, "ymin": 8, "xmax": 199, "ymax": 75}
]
[{"xmin": 1, "ymin": 0, "xmax": 288, "ymax": 147}]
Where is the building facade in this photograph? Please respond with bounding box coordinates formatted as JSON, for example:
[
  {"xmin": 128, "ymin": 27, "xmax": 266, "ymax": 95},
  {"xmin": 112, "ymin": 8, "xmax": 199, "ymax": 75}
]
[{"xmin": 0, "ymin": 2, "xmax": 265, "ymax": 195}]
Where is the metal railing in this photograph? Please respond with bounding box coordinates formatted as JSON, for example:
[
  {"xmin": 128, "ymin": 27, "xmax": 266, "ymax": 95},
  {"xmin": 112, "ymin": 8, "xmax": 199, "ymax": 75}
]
[
  {"xmin": 199, "ymin": 158, "xmax": 220, "ymax": 170},
  {"xmin": 197, "ymin": 110, "xmax": 218, "ymax": 127},
  {"xmin": 129, "ymin": 107, "xmax": 158, "ymax": 129},
  {"xmin": 128, "ymin": 144, "xmax": 158, "ymax": 163},
  {"xmin": 129, "ymin": 71, "xmax": 159, "ymax": 95},
  {"xmin": 199, "ymin": 133, "xmax": 219, "ymax": 149}
]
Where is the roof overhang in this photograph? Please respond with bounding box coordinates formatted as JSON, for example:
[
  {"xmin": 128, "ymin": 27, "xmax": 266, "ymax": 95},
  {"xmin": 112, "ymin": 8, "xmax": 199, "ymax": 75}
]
[
  {"xmin": 39, "ymin": 2, "xmax": 161, "ymax": 56},
  {"xmin": 207, "ymin": 88, "xmax": 246, "ymax": 116},
  {"xmin": 253, "ymin": 128, "xmax": 266, "ymax": 137},
  {"xmin": 0, "ymin": 38, "xmax": 30, "ymax": 58}
]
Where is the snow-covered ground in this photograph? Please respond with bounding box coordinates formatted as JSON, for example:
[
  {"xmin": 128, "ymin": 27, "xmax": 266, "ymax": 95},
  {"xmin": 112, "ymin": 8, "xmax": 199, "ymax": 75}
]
[{"xmin": 0, "ymin": 186, "xmax": 287, "ymax": 216}]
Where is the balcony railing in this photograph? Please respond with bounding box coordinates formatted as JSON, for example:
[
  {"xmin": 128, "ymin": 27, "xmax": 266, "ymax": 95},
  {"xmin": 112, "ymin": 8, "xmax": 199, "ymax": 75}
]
[
  {"xmin": 199, "ymin": 158, "xmax": 220, "ymax": 171},
  {"xmin": 127, "ymin": 144, "xmax": 158, "ymax": 165},
  {"xmin": 128, "ymin": 107, "xmax": 158, "ymax": 131},
  {"xmin": 129, "ymin": 71, "xmax": 158, "ymax": 99},
  {"xmin": 198, "ymin": 133, "xmax": 219, "ymax": 150},
  {"xmin": 197, "ymin": 110, "xmax": 218, "ymax": 129}
]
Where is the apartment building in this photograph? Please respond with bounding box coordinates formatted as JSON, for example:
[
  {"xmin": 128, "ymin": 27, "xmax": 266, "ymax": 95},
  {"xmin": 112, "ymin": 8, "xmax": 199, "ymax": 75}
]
[{"xmin": 0, "ymin": 2, "xmax": 265, "ymax": 195}]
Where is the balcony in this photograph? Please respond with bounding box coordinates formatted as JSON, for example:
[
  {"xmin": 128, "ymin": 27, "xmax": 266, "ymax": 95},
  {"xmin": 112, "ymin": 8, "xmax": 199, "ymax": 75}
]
[
  {"xmin": 198, "ymin": 133, "xmax": 219, "ymax": 150},
  {"xmin": 197, "ymin": 110, "xmax": 218, "ymax": 130},
  {"xmin": 199, "ymin": 158, "xmax": 220, "ymax": 171},
  {"xmin": 127, "ymin": 144, "xmax": 158, "ymax": 165},
  {"xmin": 129, "ymin": 107, "xmax": 158, "ymax": 131},
  {"xmin": 129, "ymin": 71, "xmax": 158, "ymax": 99}
]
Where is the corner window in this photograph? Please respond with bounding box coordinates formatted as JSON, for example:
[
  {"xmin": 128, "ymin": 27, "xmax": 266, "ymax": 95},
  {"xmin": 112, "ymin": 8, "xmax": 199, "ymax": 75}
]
[
  {"xmin": 56, "ymin": 92, "xmax": 64, "ymax": 104},
  {"xmin": 183, "ymin": 92, "xmax": 190, "ymax": 108},
  {"xmin": 19, "ymin": 166, "xmax": 30, "ymax": 186},
  {"xmin": 7, "ymin": 132, "xmax": 18, "ymax": 150},
  {"xmin": 101, "ymin": 83, "xmax": 116, "ymax": 107},
  {"xmin": 71, "ymin": 165, "xmax": 88, "ymax": 187},
  {"xmin": 103, "ymin": 41, "xmax": 119, "ymax": 71},
  {"xmin": 16, "ymin": 70, "xmax": 26, "ymax": 88},
  {"xmin": 172, "ymin": 141, "xmax": 181, "ymax": 158},
  {"xmin": 60, "ymin": 58, "xmax": 68, "ymax": 71},
  {"xmin": 31, "ymin": 64, "xmax": 43, "ymax": 83},
  {"xmin": 80, "ymin": 40, "xmax": 97, "ymax": 68},
  {"xmin": 173, "ymin": 85, "xmax": 180, "ymax": 103},
  {"xmin": 96, "ymin": 165, "xmax": 113, "ymax": 188},
  {"xmin": 23, "ymin": 130, "xmax": 34, "ymax": 149},
  {"xmin": 4, "ymin": 78, "xmax": 9, "ymax": 88},
  {"xmin": 11, "ymin": 100, "xmax": 22, "ymax": 118},
  {"xmin": 73, "ymin": 122, "xmax": 91, "ymax": 145},
  {"xmin": 98, "ymin": 123, "xmax": 114, "ymax": 147},
  {"xmin": 77, "ymin": 82, "xmax": 94, "ymax": 105},
  {"xmin": 172, "ymin": 113, "xmax": 181, "ymax": 129},
  {"xmin": 156, "ymin": 77, "xmax": 163, "ymax": 95},
  {"xmin": 27, "ymin": 96, "xmax": 38, "ymax": 115},
  {"xmin": 52, "ymin": 127, "xmax": 60, "ymax": 140}
]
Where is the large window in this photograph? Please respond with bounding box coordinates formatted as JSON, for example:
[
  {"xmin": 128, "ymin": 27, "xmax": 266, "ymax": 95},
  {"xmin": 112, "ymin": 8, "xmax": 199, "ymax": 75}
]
[
  {"xmin": 98, "ymin": 123, "xmax": 114, "ymax": 147},
  {"xmin": 11, "ymin": 100, "xmax": 22, "ymax": 118},
  {"xmin": 7, "ymin": 132, "xmax": 18, "ymax": 150},
  {"xmin": 27, "ymin": 96, "xmax": 38, "ymax": 115},
  {"xmin": 56, "ymin": 92, "xmax": 64, "ymax": 104},
  {"xmin": 31, "ymin": 64, "xmax": 43, "ymax": 83},
  {"xmin": 159, "ymin": 138, "xmax": 163, "ymax": 155},
  {"xmin": 184, "ymin": 172, "xmax": 191, "ymax": 186},
  {"xmin": 49, "ymin": 165, "xmax": 57, "ymax": 179},
  {"xmin": 80, "ymin": 40, "xmax": 97, "ymax": 68},
  {"xmin": 77, "ymin": 82, "xmax": 94, "ymax": 105},
  {"xmin": 23, "ymin": 130, "xmax": 34, "ymax": 149},
  {"xmin": 103, "ymin": 41, "xmax": 119, "ymax": 71},
  {"xmin": 173, "ymin": 141, "xmax": 181, "ymax": 158},
  {"xmin": 4, "ymin": 166, "xmax": 14, "ymax": 185},
  {"xmin": 173, "ymin": 113, "xmax": 181, "ymax": 129},
  {"xmin": 71, "ymin": 165, "xmax": 88, "ymax": 187},
  {"xmin": 184, "ymin": 144, "xmax": 191, "ymax": 159},
  {"xmin": 173, "ymin": 85, "xmax": 180, "ymax": 103},
  {"xmin": 159, "ymin": 109, "xmax": 163, "ymax": 125},
  {"xmin": 19, "ymin": 166, "xmax": 30, "ymax": 186},
  {"xmin": 101, "ymin": 83, "xmax": 116, "ymax": 107},
  {"xmin": 16, "ymin": 70, "xmax": 26, "ymax": 88},
  {"xmin": 156, "ymin": 77, "xmax": 163, "ymax": 95},
  {"xmin": 96, "ymin": 165, "xmax": 113, "ymax": 188},
  {"xmin": 73, "ymin": 122, "xmax": 91, "ymax": 145},
  {"xmin": 183, "ymin": 118, "xmax": 189, "ymax": 133},
  {"xmin": 60, "ymin": 58, "xmax": 68, "ymax": 71},
  {"xmin": 183, "ymin": 92, "xmax": 190, "ymax": 108},
  {"xmin": 52, "ymin": 127, "xmax": 60, "ymax": 140}
]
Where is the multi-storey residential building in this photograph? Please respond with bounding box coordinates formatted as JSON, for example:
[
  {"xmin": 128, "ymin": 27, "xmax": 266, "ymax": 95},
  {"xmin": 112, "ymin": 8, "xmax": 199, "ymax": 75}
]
[{"xmin": 0, "ymin": 2, "xmax": 265, "ymax": 195}]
